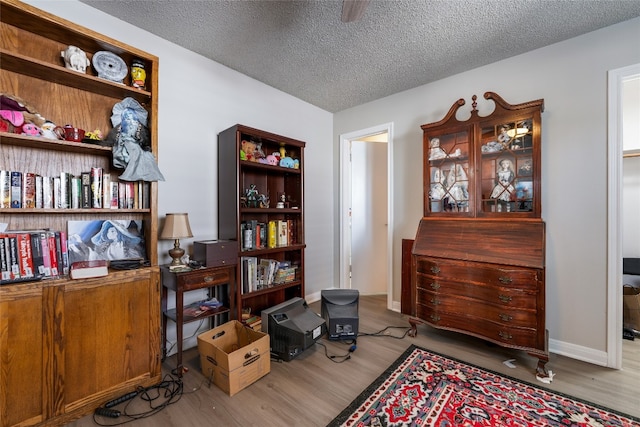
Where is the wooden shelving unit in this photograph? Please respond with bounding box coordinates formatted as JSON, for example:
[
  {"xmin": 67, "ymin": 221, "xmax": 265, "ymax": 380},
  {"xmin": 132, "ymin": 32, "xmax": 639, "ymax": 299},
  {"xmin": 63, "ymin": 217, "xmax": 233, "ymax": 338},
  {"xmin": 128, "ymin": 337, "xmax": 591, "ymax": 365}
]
[
  {"xmin": 217, "ymin": 124, "xmax": 306, "ymax": 321},
  {"xmin": 0, "ymin": 1, "xmax": 161, "ymax": 425}
]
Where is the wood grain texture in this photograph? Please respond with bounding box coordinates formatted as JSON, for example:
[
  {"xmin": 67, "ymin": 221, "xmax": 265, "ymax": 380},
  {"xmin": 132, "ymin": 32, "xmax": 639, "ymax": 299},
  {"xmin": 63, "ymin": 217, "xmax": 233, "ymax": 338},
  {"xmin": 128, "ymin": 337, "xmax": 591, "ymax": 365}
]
[{"xmin": 64, "ymin": 295, "xmax": 640, "ymax": 426}]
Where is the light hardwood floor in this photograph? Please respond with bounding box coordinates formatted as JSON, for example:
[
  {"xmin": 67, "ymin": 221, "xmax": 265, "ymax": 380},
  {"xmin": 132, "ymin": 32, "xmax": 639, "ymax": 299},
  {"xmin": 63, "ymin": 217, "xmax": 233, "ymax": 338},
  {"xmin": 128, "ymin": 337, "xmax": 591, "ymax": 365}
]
[{"xmin": 69, "ymin": 295, "xmax": 640, "ymax": 426}]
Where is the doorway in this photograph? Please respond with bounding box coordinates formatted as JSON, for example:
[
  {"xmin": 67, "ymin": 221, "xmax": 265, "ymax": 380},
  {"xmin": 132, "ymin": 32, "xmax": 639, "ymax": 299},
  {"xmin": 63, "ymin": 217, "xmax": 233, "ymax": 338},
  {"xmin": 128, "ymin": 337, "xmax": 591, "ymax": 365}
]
[
  {"xmin": 340, "ymin": 123, "xmax": 394, "ymax": 309},
  {"xmin": 607, "ymin": 63, "xmax": 640, "ymax": 369}
]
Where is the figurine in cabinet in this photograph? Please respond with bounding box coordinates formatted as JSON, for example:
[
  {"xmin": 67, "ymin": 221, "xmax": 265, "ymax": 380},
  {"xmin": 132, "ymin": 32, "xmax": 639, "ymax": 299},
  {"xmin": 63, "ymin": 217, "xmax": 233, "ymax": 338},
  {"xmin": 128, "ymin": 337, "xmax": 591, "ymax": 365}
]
[
  {"xmin": 490, "ymin": 158, "xmax": 516, "ymax": 210},
  {"xmin": 428, "ymin": 137, "xmax": 447, "ymax": 160},
  {"xmin": 61, "ymin": 45, "xmax": 90, "ymax": 73}
]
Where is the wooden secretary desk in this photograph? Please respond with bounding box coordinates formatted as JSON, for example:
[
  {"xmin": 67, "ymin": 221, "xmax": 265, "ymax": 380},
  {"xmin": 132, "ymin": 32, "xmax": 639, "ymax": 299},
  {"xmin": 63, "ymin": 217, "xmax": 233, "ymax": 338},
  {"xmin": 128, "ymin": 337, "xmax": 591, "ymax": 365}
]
[{"xmin": 403, "ymin": 92, "xmax": 549, "ymax": 376}]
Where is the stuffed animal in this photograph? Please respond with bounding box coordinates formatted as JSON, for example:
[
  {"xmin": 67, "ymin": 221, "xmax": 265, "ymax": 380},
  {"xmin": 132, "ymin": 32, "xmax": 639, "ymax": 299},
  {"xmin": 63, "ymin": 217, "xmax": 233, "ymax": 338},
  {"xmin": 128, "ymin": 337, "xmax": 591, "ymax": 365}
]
[
  {"xmin": 0, "ymin": 94, "xmax": 47, "ymax": 135},
  {"xmin": 241, "ymin": 139, "xmax": 257, "ymax": 161}
]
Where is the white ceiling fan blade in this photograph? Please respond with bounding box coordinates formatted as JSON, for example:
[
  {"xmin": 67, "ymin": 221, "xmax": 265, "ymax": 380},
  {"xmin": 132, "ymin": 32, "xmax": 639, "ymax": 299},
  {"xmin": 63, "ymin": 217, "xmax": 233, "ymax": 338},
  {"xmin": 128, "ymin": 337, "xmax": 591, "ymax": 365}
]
[{"xmin": 341, "ymin": 0, "xmax": 370, "ymax": 23}]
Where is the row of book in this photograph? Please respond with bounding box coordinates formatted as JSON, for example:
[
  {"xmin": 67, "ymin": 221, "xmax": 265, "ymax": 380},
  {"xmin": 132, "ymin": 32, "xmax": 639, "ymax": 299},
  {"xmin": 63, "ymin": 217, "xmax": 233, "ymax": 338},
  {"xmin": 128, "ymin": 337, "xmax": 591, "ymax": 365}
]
[
  {"xmin": 241, "ymin": 219, "xmax": 297, "ymax": 251},
  {"xmin": 240, "ymin": 257, "xmax": 296, "ymax": 294},
  {"xmin": 0, "ymin": 169, "xmax": 150, "ymax": 210},
  {"xmin": 0, "ymin": 230, "xmax": 70, "ymax": 283}
]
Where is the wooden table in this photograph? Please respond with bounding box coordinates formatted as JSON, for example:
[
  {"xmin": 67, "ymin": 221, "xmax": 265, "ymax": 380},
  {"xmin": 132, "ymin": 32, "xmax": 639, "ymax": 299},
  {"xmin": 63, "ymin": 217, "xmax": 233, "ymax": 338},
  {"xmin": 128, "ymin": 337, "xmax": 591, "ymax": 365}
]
[{"xmin": 161, "ymin": 264, "xmax": 235, "ymax": 375}]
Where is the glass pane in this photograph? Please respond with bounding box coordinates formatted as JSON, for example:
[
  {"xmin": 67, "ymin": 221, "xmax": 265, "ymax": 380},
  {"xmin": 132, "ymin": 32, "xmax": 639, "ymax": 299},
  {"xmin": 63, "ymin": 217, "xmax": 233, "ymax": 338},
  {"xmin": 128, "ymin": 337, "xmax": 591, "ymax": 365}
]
[
  {"xmin": 426, "ymin": 131, "xmax": 469, "ymax": 213},
  {"xmin": 480, "ymin": 119, "xmax": 534, "ymax": 213}
]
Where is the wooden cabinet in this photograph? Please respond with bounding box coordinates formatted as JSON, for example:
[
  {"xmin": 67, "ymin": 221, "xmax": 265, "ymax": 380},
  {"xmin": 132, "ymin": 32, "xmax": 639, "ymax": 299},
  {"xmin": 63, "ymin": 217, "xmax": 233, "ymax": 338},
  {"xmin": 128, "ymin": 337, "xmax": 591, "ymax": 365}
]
[
  {"xmin": 0, "ymin": 1, "xmax": 161, "ymax": 425},
  {"xmin": 218, "ymin": 124, "xmax": 305, "ymax": 321},
  {"xmin": 405, "ymin": 92, "xmax": 548, "ymax": 376},
  {"xmin": 161, "ymin": 265, "xmax": 234, "ymax": 375}
]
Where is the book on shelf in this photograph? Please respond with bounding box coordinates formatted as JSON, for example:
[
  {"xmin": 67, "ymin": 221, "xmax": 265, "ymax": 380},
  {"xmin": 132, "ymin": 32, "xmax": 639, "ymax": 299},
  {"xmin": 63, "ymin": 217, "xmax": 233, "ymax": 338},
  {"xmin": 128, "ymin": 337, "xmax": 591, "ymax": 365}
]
[
  {"xmin": 17, "ymin": 232, "xmax": 34, "ymax": 278},
  {"xmin": 0, "ymin": 170, "xmax": 10, "ymax": 208},
  {"xmin": 59, "ymin": 172, "xmax": 71, "ymax": 209},
  {"xmin": 53, "ymin": 176, "xmax": 61, "ymax": 209},
  {"xmin": 277, "ymin": 220, "xmax": 288, "ymax": 247},
  {"xmin": 267, "ymin": 220, "xmax": 277, "ymax": 248},
  {"xmin": 39, "ymin": 231, "xmax": 52, "ymax": 278},
  {"xmin": 6, "ymin": 234, "xmax": 19, "ymax": 279},
  {"xmin": 42, "ymin": 176, "xmax": 54, "ymax": 209},
  {"xmin": 81, "ymin": 171, "xmax": 91, "ymax": 208},
  {"xmin": 35, "ymin": 175, "xmax": 43, "ymax": 209},
  {"xmin": 30, "ymin": 232, "xmax": 45, "ymax": 277},
  {"xmin": 102, "ymin": 173, "xmax": 111, "ymax": 209},
  {"xmin": 90, "ymin": 167, "xmax": 102, "ymax": 209},
  {"xmin": 70, "ymin": 176, "xmax": 81, "ymax": 209},
  {"xmin": 22, "ymin": 172, "xmax": 36, "ymax": 209},
  {"xmin": 47, "ymin": 231, "xmax": 59, "ymax": 277},
  {"xmin": 70, "ymin": 260, "xmax": 108, "ymax": 280},
  {"xmin": 240, "ymin": 256, "xmax": 258, "ymax": 294},
  {"xmin": 183, "ymin": 298, "xmax": 223, "ymax": 318},
  {"xmin": 109, "ymin": 181, "xmax": 119, "ymax": 209},
  {"xmin": 10, "ymin": 171, "xmax": 21, "ymax": 208}
]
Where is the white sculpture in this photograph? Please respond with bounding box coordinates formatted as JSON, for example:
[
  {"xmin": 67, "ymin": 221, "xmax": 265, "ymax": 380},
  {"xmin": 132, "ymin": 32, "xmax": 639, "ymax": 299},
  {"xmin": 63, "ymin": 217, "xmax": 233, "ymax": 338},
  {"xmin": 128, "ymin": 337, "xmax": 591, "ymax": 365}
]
[{"xmin": 61, "ymin": 45, "xmax": 90, "ymax": 73}]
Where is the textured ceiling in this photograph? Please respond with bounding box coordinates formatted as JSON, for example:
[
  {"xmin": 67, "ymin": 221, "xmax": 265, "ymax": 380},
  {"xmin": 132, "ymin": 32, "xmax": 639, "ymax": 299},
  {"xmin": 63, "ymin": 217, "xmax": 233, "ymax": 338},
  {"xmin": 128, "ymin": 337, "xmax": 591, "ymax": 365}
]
[{"xmin": 79, "ymin": 0, "xmax": 640, "ymax": 113}]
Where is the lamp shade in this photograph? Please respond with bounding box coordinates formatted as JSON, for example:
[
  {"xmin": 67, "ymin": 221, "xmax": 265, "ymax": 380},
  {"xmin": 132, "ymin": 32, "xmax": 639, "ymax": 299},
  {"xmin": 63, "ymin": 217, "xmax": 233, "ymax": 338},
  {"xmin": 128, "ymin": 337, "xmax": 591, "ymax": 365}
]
[{"xmin": 160, "ymin": 213, "xmax": 193, "ymax": 240}]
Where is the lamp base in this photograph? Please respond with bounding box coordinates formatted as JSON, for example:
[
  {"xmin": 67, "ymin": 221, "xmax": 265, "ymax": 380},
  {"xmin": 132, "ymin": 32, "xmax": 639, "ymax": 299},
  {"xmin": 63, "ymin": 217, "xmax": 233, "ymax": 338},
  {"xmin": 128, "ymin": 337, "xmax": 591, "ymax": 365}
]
[{"xmin": 168, "ymin": 239, "xmax": 185, "ymax": 266}]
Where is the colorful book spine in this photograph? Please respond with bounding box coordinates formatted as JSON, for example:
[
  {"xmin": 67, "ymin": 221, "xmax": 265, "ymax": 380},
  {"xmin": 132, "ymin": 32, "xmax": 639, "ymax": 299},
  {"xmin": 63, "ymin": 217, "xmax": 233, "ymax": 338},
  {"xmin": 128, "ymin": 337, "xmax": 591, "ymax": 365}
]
[
  {"xmin": 59, "ymin": 230, "xmax": 69, "ymax": 276},
  {"xmin": 47, "ymin": 231, "xmax": 59, "ymax": 277},
  {"xmin": 10, "ymin": 171, "xmax": 22, "ymax": 208},
  {"xmin": 7, "ymin": 234, "xmax": 20, "ymax": 279},
  {"xmin": 40, "ymin": 232, "xmax": 52, "ymax": 277},
  {"xmin": 267, "ymin": 220, "xmax": 277, "ymax": 248},
  {"xmin": 109, "ymin": 181, "xmax": 119, "ymax": 209},
  {"xmin": 17, "ymin": 232, "xmax": 34, "ymax": 278},
  {"xmin": 22, "ymin": 172, "xmax": 36, "ymax": 208}
]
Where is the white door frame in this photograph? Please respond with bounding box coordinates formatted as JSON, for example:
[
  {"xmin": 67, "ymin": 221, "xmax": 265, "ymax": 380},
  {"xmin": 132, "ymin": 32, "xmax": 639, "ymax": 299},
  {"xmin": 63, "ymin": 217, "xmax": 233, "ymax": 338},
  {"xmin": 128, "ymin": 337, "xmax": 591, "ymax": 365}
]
[
  {"xmin": 607, "ymin": 63, "xmax": 640, "ymax": 369},
  {"xmin": 340, "ymin": 123, "xmax": 394, "ymax": 309}
]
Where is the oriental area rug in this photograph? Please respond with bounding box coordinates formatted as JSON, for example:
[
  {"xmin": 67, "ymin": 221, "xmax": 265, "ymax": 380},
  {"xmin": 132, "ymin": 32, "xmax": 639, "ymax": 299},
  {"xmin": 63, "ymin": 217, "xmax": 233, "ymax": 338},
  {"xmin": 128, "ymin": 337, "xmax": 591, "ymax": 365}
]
[{"xmin": 327, "ymin": 345, "xmax": 640, "ymax": 427}]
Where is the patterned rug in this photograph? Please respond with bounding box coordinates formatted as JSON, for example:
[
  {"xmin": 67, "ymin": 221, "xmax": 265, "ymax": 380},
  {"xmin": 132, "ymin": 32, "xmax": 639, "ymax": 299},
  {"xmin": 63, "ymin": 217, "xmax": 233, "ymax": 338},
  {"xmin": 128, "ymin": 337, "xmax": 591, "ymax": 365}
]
[{"xmin": 328, "ymin": 345, "xmax": 640, "ymax": 427}]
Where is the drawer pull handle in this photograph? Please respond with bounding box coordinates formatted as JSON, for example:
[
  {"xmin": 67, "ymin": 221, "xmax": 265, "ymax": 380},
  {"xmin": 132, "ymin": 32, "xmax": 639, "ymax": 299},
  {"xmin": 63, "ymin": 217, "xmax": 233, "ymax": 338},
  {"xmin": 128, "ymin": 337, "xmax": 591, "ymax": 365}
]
[
  {"xmin": 430, "ymin": 266, "xmax": 441, "ymax": 274},
  {"xmin": 430, "ymin": 314, "xmax": 440, "ymax": 322},
  {"xmin": 203, "ymin": 276, "xmax": 215, "ymax": 283},
  {"xmin": 499, "ymin": 331, "xmax": 513, "ymax": 340},
  {"xmin": 499, "ymin": 276, "xmax": 512, "ymax": 284},
  {"xmin": 499, "ymin": 313, "xmax": 513, "ymax": 322},
  {"xmin": 430, "ymin": 298, "xmax": 440, "ymax": 305},
  {"xmin": 498, "ymin": 294, "xmax": 512, "ymax": 303},
  {"xmin": 430, "ymin": 282, "xmax": 440, "ymax": 290}
]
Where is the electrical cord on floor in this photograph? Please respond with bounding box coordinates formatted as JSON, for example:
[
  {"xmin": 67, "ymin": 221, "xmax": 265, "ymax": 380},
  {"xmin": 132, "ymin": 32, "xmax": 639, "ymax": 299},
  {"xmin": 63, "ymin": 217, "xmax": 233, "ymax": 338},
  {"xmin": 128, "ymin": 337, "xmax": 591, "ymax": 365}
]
[
  {"xmin": 92, "ymin": 373, "xmax": 183, "ymax": 426},
  {"xmin": 316, "ymin": 340, "xmax": 357, "ymax": 363},
  {"xmin": 358, "ymin": 325, "xmax": 411, "ymax": 339}
]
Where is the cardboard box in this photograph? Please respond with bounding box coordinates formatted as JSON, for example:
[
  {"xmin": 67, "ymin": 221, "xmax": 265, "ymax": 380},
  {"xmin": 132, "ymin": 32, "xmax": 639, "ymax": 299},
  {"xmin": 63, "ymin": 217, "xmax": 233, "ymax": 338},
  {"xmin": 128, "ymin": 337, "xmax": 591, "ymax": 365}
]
[
  {"xmin": 193, "ymin": 240, "xmax": 237, "ymax": 267},
  {"xmin": 197, "ymin": 320, "xmax": 270, "ymax": 396}
]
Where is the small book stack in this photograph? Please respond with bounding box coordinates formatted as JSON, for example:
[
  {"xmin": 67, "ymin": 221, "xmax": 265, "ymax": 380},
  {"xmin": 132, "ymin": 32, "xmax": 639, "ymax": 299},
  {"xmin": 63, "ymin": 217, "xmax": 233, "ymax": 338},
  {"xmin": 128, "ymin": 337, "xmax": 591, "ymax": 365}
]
[
  {"xmin": 244, "ymin": 315, "xmax": 262, "ymax": 331},
  {"xmin": 69, "ymin": 260, "xmax": 108, "ymax": 280}
]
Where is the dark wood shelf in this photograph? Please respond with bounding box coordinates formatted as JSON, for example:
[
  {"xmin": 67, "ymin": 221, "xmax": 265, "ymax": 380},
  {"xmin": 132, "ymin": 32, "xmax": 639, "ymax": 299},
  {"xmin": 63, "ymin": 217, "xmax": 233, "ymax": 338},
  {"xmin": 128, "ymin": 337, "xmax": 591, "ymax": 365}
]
[
  {"xmin": 240, "ymin": 280, "xmax": 302, "ymax": 300},
  {"xmin": 164, "ymin": 305, "xmax": 230, "ymax": 323},
  {"xmin": 0, "ymin": 132, "xmax": 113, "ymax": 154}
]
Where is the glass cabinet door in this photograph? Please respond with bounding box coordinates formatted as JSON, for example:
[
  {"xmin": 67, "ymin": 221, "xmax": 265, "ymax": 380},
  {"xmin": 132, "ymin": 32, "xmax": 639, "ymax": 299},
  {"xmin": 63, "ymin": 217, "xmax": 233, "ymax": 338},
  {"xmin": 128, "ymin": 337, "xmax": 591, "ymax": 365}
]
[
  {"xmin": 425, "ymin": 129, "xmax": 470, "ymax": 214},
  {"xmin": 479, "ymin": 118, "xmax": 534, "ymax": 214}
]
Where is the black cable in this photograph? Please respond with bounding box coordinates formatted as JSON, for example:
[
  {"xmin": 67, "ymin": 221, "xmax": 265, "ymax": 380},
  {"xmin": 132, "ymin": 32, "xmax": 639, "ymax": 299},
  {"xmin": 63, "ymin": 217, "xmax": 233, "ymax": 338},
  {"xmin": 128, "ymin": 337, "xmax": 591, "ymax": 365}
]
[
  {"xmin": 92, "ymin": 373, "xmax": 183, "ymax": 426},
  {"xmin": 357, "ymin": 325, "xmax": 411, "ymax": 339},
  {"xmin": 316, "ymin": 340, "xmax": 357, "ymax": 363}
]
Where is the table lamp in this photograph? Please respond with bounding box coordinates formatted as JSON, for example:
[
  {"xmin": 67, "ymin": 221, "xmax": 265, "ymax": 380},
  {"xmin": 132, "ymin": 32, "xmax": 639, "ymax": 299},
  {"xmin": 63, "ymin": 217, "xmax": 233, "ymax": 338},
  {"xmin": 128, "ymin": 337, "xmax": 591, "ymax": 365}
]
[{"xmin": 160, "ymin": 213, "xmax": 193, "ymax": 266}]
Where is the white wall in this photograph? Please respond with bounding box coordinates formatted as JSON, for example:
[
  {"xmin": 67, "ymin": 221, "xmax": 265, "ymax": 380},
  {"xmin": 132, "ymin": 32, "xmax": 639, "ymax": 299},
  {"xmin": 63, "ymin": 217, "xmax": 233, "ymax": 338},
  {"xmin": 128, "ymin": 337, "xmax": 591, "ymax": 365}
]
[
  {"xmin": 334, "ymin": 17, "xmax": 640, "ymax": 360},
  {"xmin": 26, "ymin": 0, "xmax": 334, "ymax": 354}
]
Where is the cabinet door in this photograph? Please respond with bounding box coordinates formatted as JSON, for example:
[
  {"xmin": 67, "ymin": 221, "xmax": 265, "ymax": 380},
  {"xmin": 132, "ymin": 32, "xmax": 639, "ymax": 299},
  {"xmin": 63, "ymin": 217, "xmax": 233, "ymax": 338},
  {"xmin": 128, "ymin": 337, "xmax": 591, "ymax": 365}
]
[
  {"xmin": 478, "ymin": 116, "xmax": 540, "ymax": 217},
  {"xmin": 62, "ymin": 270, "xmax": 160, "ymax": 411},
  {"xmin": 0, "ymin": 285, "xmax": 46, "ymax": 427},
  {"xmin": 423, "ymin": 128, "xmax": 472, "ymax": 215}
]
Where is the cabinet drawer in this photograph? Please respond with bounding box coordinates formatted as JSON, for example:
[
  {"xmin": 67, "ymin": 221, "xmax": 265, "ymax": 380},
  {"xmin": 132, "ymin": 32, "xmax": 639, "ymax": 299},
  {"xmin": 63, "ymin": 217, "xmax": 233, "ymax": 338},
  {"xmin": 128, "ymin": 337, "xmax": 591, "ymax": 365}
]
[
  {"xmin": 417, "ymin": 288, "xmax": 536, "ymax": 327},
  {"xmin": 416, "ymin": 277, "xmax": 538, "ymax": 309},
  {"xmin": 415, "ymin": 257, "xmax": 540, "ymax": 289},
  {"xmin": 416, "ymin": 304, "xmax": 539, "ymax": 348},
  {"xmin": 178, "ymin": 268, "xmax": 230, "ymax": 290}
]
